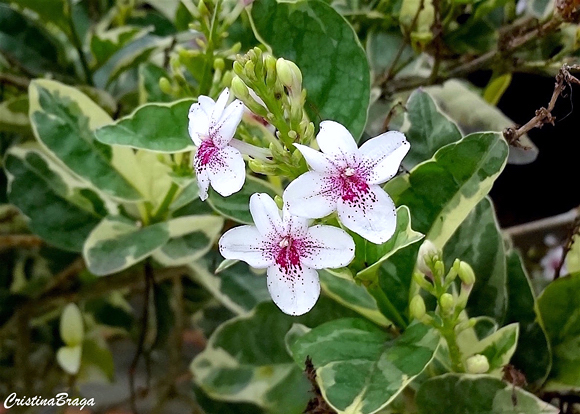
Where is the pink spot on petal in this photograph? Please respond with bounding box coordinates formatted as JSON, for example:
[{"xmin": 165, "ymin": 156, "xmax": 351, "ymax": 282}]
[
  {"xmin": 196, "ymin": 139, "xmax": 219, "ymax": 166},
  {"xmin": 334, "ymin": 166, "xmax": 370, "ymax": 202}
]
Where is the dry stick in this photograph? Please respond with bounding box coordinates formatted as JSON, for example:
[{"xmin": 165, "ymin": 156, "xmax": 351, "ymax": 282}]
[
  {"xmin": 0, "ymin": 234, "xmax": 44, "ymax": 251},
  {"xmin": 503, "ymin": 64, "xmax": 580, "ymax": 145},
  {"xmin": 129, "ymin": 260, "xmax": 155, "ymax": 414},
  {"xmin": 388, "ymin": 15, "xmax": 565, "ymax": 94},
  {"xmin": 0, "ymin": 72, "xmax": 30, "ymax": 89},
  {"xmin": 554, "ymin": 210, "xmax": 580, "ymax": 279},
  {"xmin": 429, "ymin": 0, "xmax": 443, "ymax": 84}
]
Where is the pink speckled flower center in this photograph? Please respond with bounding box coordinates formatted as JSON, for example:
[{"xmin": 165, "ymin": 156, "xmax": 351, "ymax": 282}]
[
  {"xmin": 336, "ymin": 167, "xmax": 369, "ymax": 202},
  {"xmin": 274, "ymin": 236, "xmax": 302, "ymax": 271},
  {"xmin": 196, "ymin": 139, "xmax": 219, "ymax": 166}
]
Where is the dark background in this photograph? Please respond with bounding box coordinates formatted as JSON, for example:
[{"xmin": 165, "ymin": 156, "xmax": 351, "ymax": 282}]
[{"xmin": 480, "ymin": 72, "xmax": 580, "ymax": 228}]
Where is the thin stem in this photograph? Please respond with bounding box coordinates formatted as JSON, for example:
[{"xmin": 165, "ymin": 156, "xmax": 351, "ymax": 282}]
[
  {"xmin": 440, "ymin": 317, "xmax": 464, "ymax": 372},
  {"xmin": 198, "ymin": 0, "xmax": 220, "ymax": 96},
  {"xmin": 66, "ymin": 0, "xmax": 93, "ymax": 86},
  {"xmin": 151, "ymin": 182, "xmax": 180, "ymax": 222}
]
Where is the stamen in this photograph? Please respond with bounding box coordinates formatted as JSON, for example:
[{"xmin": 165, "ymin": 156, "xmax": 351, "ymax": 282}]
[
  {"xmin": 279, "ymin": 237, "xmax": 290, "ymax": 248},
  {"xmin": 343, "ymin": 167, "xmax": 355, "ymax": 177}
]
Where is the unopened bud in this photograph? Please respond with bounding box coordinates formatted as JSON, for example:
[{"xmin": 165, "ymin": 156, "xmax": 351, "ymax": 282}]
[
  {"xmin": 248, "ymin": 159, "xmax": 278, "ymax": 175},
  {"xmin": 410, "ymin": 295, "xmax": 426, "ymax": 320},
  {"xmin": 274, "ymin": 195, "xmax": 284, "ymax": 209},
  {"xmin": 244, "ymin": 60, "xmax": 255, "ymax": 77},
  {"xmin": 276, "ymin": 58, "xmax": 302, "ymax": 91},
  {"xmin": 231, "ymin": 76, "xmax": 250, "ymax": 99},
  {"xmin": 457, "ymin": 261, "xmax": 476, "ymax": 285},
  {"xmin": 233, "ymin": 60, "xmax": 244, "ymax": 76},
  {"xmin": 466, "ymin": 354, "xmax": 490, "ymax": 374},
  {"xmin": 213, "ymin": 58, "xmax": 225, "ymax": 71},
  {"xmin": 416, "ymin": 240, "xmax": 439, "ymax": 275},
  {"xmin": 439, "ymin": 293, "xmax": 454, "ymax": 313},
  {"xmin": 60, "ymin": 303, "xmax": 84, "ymax": 347},
  {"xmin": 159, "ymin": 77, "xmax": 172, "ymax": 95},
  {"xmin": 198, "ymin": 0, "xmax": 210, "ymax": 16}
]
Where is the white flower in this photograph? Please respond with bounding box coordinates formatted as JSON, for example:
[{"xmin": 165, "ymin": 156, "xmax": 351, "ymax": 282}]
[
  {"xmin": 284, "ymin": 121, "xmax": 410, "ymax": 244},
  {"xmin": 219, "ymin": 193, "xmax": 355, "ymax": 315},
  {"xmin": 188, "ymin": 89, "xmax": 245, "ymax": 201}
]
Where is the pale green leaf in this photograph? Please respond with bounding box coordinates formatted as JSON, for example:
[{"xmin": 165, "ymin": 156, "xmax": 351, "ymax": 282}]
[
  {"xmin": 401, "ymin": 89, "xmax": 462, "ymax": 169},
  {"xmin": 290, "ymin": 320, "xmax": 439, "ymax": 414},
  {"xmin": 5, "ymin": 144, "xmax": 107, "ymax": 252},
  {"xmin": 443, "ymin": 197, "xmax": 507, "ymax": 321},
  {"xmin": 60, "ymin": 303, "xmax": 84, "ymax": 347},
  {"xmin": 152, "ymin": 215, "xmax": 224, "ymax": 266},
  {"xmin": 28, "ymin": 79, "xmax": 142, "ymax": 201},
  {"xmin": 483, "ymin": 73, "xmax": 512, "ymax": 106},
  {"xmin": 566, "ymin": 235, "xmax": 580, "ymax": 274},
  {"xmin": 191, "ymin": 300, "xmax": 358, "ymax": 414},
  {"xmin": 416, "ymin": 374, "xmax": 559, "ymax": 414},
  {"xmin": 57, "ymin": 345, "xmax": 82, "ymax": 375},
  {"xmin": 83, "ymin": 216, "xmax": 170, "ymax": 276},
  {"xmin": 0, "ymin": 95, "xmax": 30, "ymax": 134},
  {"xmin": 90, "ymin": 25, "xmax": 151, "ymax": 70}
]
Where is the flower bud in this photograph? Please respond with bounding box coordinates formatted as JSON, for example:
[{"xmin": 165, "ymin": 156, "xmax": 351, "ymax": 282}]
[
  {"xmin": 416, "ymin": 240, "xmax": 439, "ymax": 275},
  {"xmin": 276, "ymin": 58, "xmax": 302, "ymax": 91},
  {"xmin": 231, "ymin": 76, "xmax": 250, "ymax": 99},
  {"xmin": 457, "ymin": 261, "xmax": 476, "ymax": 285},
  {"xmin": 248, "ymin": 159, "xmax": 278, "ymax": 175},
  {"xmin": 466, "ymin": 354, "xmax": 490, "ymax": 374},
  {"xmin": 159, "ymin": 77, "xmax": 173, "ymax": 95},
  {"xmin": 213, "ymin": 58, "xmax": 225, "ymax": 71},
  {"xmin": 60, "ymin": 303, "xmax": 84, "ymax": 347},
  {"xmin": 439, "ymin": 293, "xmax": 454, "ymax": 313},
  {"xmin": 410, "ymin": 295, "xmax": 426, "ymax": 320},
  {"xmin": 233, "ymin": 60, "xmax": 244, "ymax": 76},
  {"xmin": 198, "ymin": 0, "xmax": 210, "ymax": 16},
  {"xmin": 274, "ymin": 195, "xmax": 284, "ymax": 210}
]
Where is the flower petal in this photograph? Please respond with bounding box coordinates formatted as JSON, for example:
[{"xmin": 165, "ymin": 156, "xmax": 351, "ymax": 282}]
[
  {"xmin": 267, "ymin": 265, "xmax": 320, "ymax": 316},
  {"xmin": 219, "ymin": 225, "xmax": 274, "ymax": 268},
  {"xmin": 211, "ymin": 99, "xmax": 244, "ymax": 148},
  {"xmin": 293, "ymin": 144, "xmax": 335, "ymax": 173},
  {"xmin": 301, "ymin": 225, "xmax": 355, "ymax": 269},
  {"xmin": 359, "ymin": 131, "xmax": 410, "ymax": 184},
  {"xmin": 337, "ymin": 184, "xmax": 397, "ymax": 244},
  {"xmin": 282, "ymin": 203, "xmax": 309, "ymax": 237},
  {"xmin": 195, "ymin": 167, "xmax": 210, "ymax": 201},
  {"xmin": 206, "ymin": 146, "xmax": 246, "ymax": 197},
  {"xmin": 211, "ymin": 88, "xmax": 230, "ymax": 121},
  {"xmin": 316, "ymin": 120, "xmax": 359, "ymax": 163},
  {"xmin": 188, "ymin": 102, "xmax": 211, "ymax": 146},
  {"xmin": 284, "ymin": 172, "xmax": 338, "ymax": 219},
  {"xmin": 250, "ymin": 193, "xmax": 283, "ymax": 236}
]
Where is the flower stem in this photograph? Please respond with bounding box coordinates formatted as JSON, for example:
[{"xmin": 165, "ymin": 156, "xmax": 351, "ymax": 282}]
[
  {"xmin": 66, "ymin": 0, "xmax": 93, "ymax": 86},
  {"xmin": 151, "ymin": 182, "xmax": 180, "ymax": 222},
  {"xmin": 440, "ymin": 316, "xmax": 464, "ymax": 372}
]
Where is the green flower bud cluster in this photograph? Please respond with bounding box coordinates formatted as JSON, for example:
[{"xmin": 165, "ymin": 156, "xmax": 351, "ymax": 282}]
[
  {"xmin": 410, "ymin": 242, "xmax": 478, "ymax": 372},
  {"xmin": 231, "ymin": 48, "xmax": 314, "ymax": 178}
]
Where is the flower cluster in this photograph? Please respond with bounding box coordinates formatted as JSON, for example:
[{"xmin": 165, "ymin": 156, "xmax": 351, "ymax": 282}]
[{"xmin": 188, "ymin": 77, "xmax": 410, "ymax": 315}]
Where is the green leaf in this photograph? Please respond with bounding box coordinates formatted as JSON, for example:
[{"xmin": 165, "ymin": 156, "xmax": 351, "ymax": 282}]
[
  {"xmin": 80, "ymin": 337, "xmax": 115, "ymax": 382},
  {"xmin": 386, "ymin": 132, "xmax": 508, "ymax": 250},
  {"xmin": 319, "ymin": 270, "xmax": 391, "ymax": 327},
  {"xmin": 426, "ymin": 80, "xmax": 538, "ymax": 165},
  {"xmin": 0, "ymin": 5, "xmax": 65, "ymax": 75},
  {"xmin": 190, "ymin": 300, "xmax": 358, "ymax": 414},
  {"xmin": 0, "ymin": 95, "xmax": 29, "ymax": 134},
  {"xmin": 401, "ymin": 89, "xmax": 462, "ymax": 169},
  {"xmin": 60, "ymin": 303, "xmax": 84, "ymax": 347},
  {"xmin": 57, "ymin": 345, "xmax": 82, "ymax": 375},
  {"xmin": 457, "ymin": 323, "xmax": 519, "ymax": 375},
  {"xmin": 83, "ymin": 216, "xmax": 170, "ymax": 276},
  {"xmin": 207, "ymin": 175, "xmax": 280, "ymax": 224},
  {"xmin": 5, "ymin": 145, "xmax": 105, "ymax": 252},
  {"xmin": 366, "ymin": 30, "xmax": 413, "ymax": 77},
  {"xmin": 483, "ymin": 73, "xmax": 512, "ymax": 106},
  {"xmin": 188, "ymin": 257, "xmax": 271, "ymax": 314},
  {"xmin": 152, "ymin": 215, "xmax": 224, "ymax": 266},
  {"xmin": 566, "ymin": 235, "xmax": 580, "ymax": 274},
  {"xmin": 416, "ymin": 374, "xmax": 559, "ymax": 414},
  {"xmin": 95, "ymin": 99, "xmax": 193, "ymax": 152},
  {"xmin": 251, "ymin": 0, "xmax": 370, "ymax": 140},
  {"xmin": 28, "ymin": 79, "xmax": 142, "ymax": 201},
  {"xmin": 139, "ymin": 63, "xmax": 172, "ymax": 103},
  {"xmin": 537, "ymin": 273, "xmax": 580, "ymax": 390},
  {"xmin": 505, "ymin": 250, "xmax": 551, "ymax": 385},
  {"xmin": 90, "ymin": 26, "xmax": 151, "ymax": 70},
  {"xmin": 290, "ymin": 320, "xmax": 439, "ymax": 414},
  {"xmin": 2, "ymin": 0, "xmax": 70, "ymax": 37},
  {"xmin": 355, "ymin": 206, "xmax": 423, "ymax": 282},
  {"xmin": 443, "ymin": 197, "xmax": 507, "ymax": 322}
]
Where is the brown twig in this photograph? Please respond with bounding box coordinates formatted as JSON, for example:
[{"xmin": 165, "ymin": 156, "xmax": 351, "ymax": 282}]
[
  {"xmin": 503, "ymin": 64, "xmax": 580, "ymax": 146},
  {"xmin": 554, "ymin": 208, "xmax": 580, "ymax": 279},
  {"xmin": 304, "ymin": 356, "xmax": 337, "ymax": 414},
  {"xmin": 387, "ymin": 15, "xmax": 565, "ymax": 94},
  {"xmin": 0, "ymin": 72, "xmax": 30, "ymax": 89},
  {"xmin": 429, "ymin": 0, "xmax": 443, "ymax": 84},
  {"xmin": 129, "ymin": 260, "xmax": 156, "ymax": 414},
  {"xmin": 0, "ymin": 234, "xmax": 43, "ymax": 251}
]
